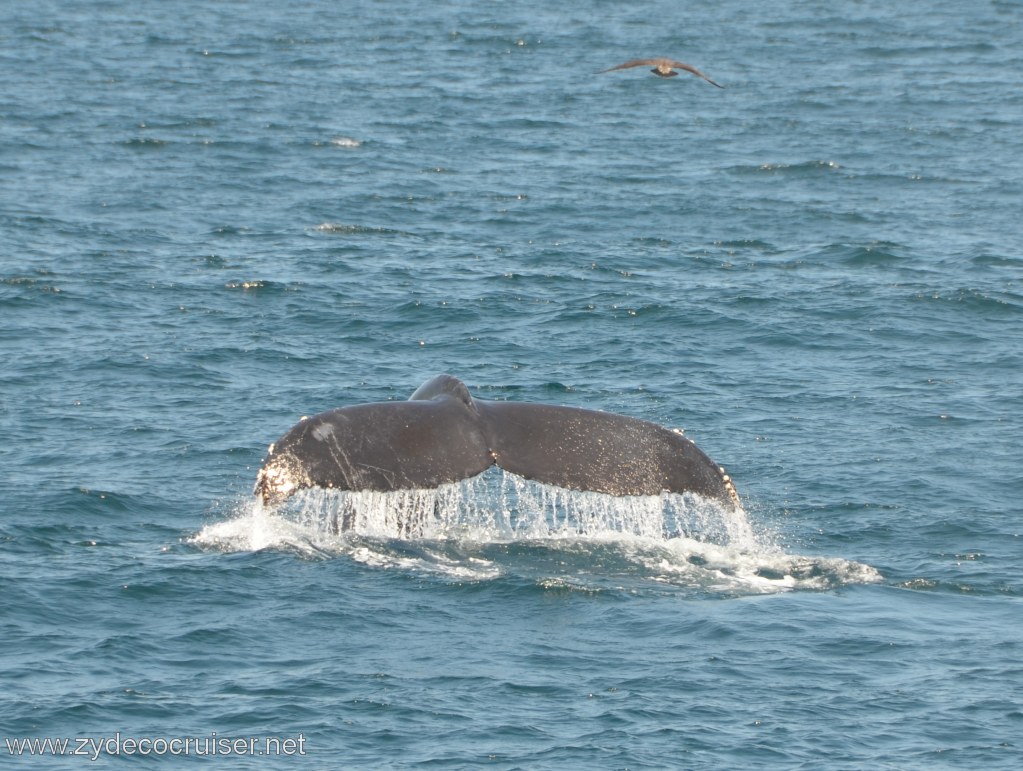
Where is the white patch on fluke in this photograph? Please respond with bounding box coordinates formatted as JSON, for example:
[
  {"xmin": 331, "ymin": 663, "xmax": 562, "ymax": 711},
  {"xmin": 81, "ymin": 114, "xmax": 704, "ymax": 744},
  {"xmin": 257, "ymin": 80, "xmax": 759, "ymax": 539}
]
[{"xmin": 311, "ymin": 422, "xmax": 334, "ymax": 441}]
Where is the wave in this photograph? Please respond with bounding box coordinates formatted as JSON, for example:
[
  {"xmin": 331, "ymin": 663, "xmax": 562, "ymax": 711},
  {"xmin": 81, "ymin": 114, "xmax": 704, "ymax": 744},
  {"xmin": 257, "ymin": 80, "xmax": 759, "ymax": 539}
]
[
  {"xmin": 192, "ymin": 471, "xmax": 881, "ymax": 597},
  {"xmin": 727, "ymin": 160, "xmax": 842, "ymax": 176}
]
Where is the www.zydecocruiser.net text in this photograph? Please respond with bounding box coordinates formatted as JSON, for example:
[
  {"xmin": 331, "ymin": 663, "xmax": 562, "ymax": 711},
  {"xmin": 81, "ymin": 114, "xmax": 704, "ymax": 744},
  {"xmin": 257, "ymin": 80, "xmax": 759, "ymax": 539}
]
[{"xmin": 4, "ymin": 732, "xmax": 307, "ymax": 760}]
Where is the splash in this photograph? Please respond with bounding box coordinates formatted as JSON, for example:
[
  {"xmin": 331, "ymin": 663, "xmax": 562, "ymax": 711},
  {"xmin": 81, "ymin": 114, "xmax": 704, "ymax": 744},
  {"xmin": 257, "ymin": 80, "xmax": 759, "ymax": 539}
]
[
  {"xmin": 192, "ymin": 469, "xmax": 882, "ymax": 595},
  {"xmin": 265, "ymin": 471, "xmax": 761, "ymax": 545},
  {"xmin": 329, "ymin": 136, "xmax": 362, "ymax": 148}
]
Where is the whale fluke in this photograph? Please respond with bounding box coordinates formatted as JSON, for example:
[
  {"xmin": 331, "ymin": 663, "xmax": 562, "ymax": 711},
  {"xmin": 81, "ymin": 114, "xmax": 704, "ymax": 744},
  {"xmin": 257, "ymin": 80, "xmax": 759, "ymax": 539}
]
[{"xmin": 255, "ymin": 375, "xmax": 739, "ymax": 512}]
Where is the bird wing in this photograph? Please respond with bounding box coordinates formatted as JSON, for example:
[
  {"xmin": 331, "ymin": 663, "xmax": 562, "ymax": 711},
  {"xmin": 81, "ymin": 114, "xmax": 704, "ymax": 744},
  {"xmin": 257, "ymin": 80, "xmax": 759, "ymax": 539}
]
[
  {"xmin": 670, "ymin": 61, "xmax": 725, "ymax": 88},
  {"xmin": 599, "ymin": 59, "xmax": 660, "ymax": 73}
]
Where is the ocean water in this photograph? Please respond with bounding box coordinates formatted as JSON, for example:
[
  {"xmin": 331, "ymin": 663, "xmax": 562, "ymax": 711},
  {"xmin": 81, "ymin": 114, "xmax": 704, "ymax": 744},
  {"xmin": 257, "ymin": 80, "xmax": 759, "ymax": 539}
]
[{"xmin": 2, "ymin": 0, "xmax": 1022, "ymax": 767}]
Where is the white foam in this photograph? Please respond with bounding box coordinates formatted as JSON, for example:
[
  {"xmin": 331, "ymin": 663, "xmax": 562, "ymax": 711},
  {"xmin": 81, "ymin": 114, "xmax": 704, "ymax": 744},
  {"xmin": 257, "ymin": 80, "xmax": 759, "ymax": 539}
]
[
  {"xmin": 191, "ymin": 501, "xmax": 339, "ymax": 558},
  {"xmin": 191, "ymin": 470, "xmax": 882, "ymax": 593},
  {"xmin": 329, "ymin": 136, "xmax": 361, "ymax": 147}
]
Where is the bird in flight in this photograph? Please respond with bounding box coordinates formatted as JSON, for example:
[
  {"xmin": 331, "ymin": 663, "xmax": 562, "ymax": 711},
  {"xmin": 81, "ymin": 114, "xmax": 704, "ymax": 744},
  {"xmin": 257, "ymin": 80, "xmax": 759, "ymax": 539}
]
[{"xmin": 600, "ymin": 58, "xmax": 724, "ymax": 88}]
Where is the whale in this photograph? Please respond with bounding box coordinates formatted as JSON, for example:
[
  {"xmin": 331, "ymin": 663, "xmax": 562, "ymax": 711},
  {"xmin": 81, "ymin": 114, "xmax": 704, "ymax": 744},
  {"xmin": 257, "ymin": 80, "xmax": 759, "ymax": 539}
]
[{"xmin": 255, "ymin": 374, "xmax": 740, "ymax": 511}]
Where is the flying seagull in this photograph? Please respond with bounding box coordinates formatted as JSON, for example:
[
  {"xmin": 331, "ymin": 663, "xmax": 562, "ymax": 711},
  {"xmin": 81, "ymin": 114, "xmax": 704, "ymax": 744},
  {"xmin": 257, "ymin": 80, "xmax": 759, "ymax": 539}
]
[{"xmin": 600, "ymin": 58, "xmax": 724, "ymax": 88}]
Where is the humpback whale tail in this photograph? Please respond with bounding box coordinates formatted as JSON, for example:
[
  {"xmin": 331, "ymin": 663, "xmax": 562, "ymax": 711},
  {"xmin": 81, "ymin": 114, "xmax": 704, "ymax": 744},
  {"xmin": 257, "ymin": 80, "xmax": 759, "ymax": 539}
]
[{"xmin": 255, "ymin": 375, "xmax": 739, "ymax": 515}]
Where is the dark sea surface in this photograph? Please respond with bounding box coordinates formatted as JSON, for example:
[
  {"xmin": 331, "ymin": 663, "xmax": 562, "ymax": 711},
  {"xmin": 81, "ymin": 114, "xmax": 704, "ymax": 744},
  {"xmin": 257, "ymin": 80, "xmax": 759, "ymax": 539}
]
[{"xmin": 2, "ymin": 0, "xmax": 1022, "ymax": 767}]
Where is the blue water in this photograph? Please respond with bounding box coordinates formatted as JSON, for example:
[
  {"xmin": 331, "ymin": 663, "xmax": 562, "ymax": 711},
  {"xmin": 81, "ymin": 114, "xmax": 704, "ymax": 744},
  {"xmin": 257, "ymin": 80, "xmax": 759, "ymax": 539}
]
[{"xmin": 2, "ymin": 0, "xmax": 1022, "ymax": 767}]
